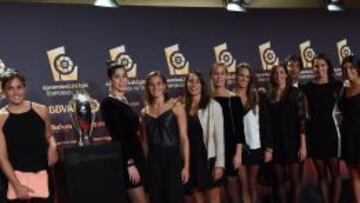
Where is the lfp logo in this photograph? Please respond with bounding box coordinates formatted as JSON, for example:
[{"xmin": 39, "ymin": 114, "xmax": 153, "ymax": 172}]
[
  {"xmin": 109, "ymin": 45, "xmax": 137, "ymax": 78},
  {"xmin": 259, "ymin": 41, "xmax": 279, "ymax": 71},
  {"xmin": 214, "ymin": 43, "xmax": 236, "ymax": 73},
  {"xmin": 47, "ymin": 46, "xmax": 78, "ymax": 82},
  {"xmin": 164, "ymin": 44, "xmax": 189, "ymax": 76}
]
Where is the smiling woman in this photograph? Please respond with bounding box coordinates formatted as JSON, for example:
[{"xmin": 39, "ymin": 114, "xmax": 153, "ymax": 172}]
[{"xmin": 0, "ymin": 69, "xmax": 58, "ymax": 203}]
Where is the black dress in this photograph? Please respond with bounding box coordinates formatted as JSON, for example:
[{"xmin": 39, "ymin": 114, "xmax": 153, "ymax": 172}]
[
  {"xmin": 214, "ymin": 96, "xmax": 245, "ymax": 176},
  {"xmin": 338, "ymin": 92, "xmax": 360, "ymax": 164},
  {"xmin": 303, "ymin": 81, "xmax": 342, "ymax": 159},
  {"xmin": 187, "ymin": 115, "xmax": 223, "ymax": 190},
  {"xmin": 3, "ymin": 103, "xmax": 52, "ymax": 203},
  {"xmin": 101, "ymin": 97, "xmax": 145, "ymax": 189},
  {"xmin": 144, "ymin": 109, "xmax": 184, "ymax": 203},
  {"xmin": 269, "ymin": 87, "xmax": 306, "ymax": 164}
]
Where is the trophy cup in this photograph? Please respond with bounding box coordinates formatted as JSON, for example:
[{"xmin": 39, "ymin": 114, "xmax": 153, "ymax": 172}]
[{"xmin": 69, "ymin": 91, "xmax": 97, "ymax": 146}]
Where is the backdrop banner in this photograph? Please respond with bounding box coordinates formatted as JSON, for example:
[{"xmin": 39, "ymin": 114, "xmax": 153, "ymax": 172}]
[{"xmin": 0, "ymin": 3, "xmax": 357, "ymax": 149}]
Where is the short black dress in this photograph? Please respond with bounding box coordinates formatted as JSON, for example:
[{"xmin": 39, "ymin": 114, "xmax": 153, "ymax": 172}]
[
  {"xmin": 338, "ymin": 92, "xmax": 360, "ymax": 164},
  {"xmin": 214, "ymin": 96, "xmax": 245, "ymax": 176},
  {"xmin": 303, "ymin": 81, "xmax": 342, "ymax": 159},
  {"xmin": 187, "ymin": 115, "xmax": 223, "ymax": 191},
  {"xmin": 144, "ymin": 109, "xmax": 185, "ymax": 203},
  {"xmin": 269, "ymin": 87, "xmax": 306, "ymax": 164},
  {"xmin": 101, "ymin": 97, "xmax": 145, "ymax": 190}
]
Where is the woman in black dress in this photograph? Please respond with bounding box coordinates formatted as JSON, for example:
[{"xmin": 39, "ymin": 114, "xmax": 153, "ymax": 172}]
[
  {"xmin": 184, "ymin": 70, "xmax": 225, "ymax": 203},
  {"xmin": 210, "ymin": 62, "xmax": 244, "ymax": 203},
  {"xmin": 233, "ymin": 63, "xmax": 273, "ymax": 203},
  {"xmin": 303, "ymin": 54, "xmax": 342, "ymax": 203},
  {"xmin": 0, "ymin": 69, "xmax": 58, "ymax": 203},
  {"xmin": 269, "ymin": 64, "xmax": 307, "ymax": 203},
  {"xmin": 100, "ymin": 63, "xmax": 147, "ymax": 203},
  {"xmin": 338, "ymin": 56, "xmax": 360, "ymax": 203},
  {"xmin": 140, "ymin": 71, "xmax": 190, "ymax": 203}
]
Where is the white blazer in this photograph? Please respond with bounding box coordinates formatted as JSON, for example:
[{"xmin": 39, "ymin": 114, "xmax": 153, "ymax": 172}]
[{"xmin": 197, "ymin": 99, "xmax": 225, "ymax": 168}]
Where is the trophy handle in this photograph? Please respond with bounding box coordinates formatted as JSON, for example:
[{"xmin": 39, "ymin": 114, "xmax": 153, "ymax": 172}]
[
  {"xmin": 68, "ymin": 100, "xmax": 82, "ymax": 141},
  {"xmin": 88, "ymin": 99, "xmax": 98, "ymax": 138}
]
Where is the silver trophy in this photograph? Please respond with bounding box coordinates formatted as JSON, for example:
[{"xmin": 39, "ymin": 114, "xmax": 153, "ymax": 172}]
[{"xmin": 69, "ymin": 91, "xmax": 97, "ymax": 146}]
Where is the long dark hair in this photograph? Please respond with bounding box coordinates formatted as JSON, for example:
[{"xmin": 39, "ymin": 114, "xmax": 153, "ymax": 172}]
[
  {"xmin": 184, "ymin": 70, "xmax": 211, "ymax": 114},
  {"xmin": 235, "ymin": 62, "xmax": 258, "ymax": 110},
  {"xmin": 270, "ymin": 64, "xmax": 292, "ymax": 102},
  {"xmin": 312, "ymin": 53, "xmax": 335, "ymax": 82},
  {"xmin": 342, "ymin": 55, "xmax": 360, "ymax": 76},
  {"xmin": 144, "ymin": 71, "xmax": 169, "ymax": 105}
]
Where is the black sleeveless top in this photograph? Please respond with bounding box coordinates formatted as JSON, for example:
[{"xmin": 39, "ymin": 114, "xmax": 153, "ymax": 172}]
[
  {"xmin": 3, "ymin": 104, "xmax": 48, "ymax": 172},
  {"xmin": 144, "ymin": 109, "xmax": 180, "ymax": 149}
]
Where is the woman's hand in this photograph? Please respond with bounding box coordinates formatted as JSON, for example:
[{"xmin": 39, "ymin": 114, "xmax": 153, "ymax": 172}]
[
  {"xmin": 47, "ymin": 143, "xmax": 58, "ymax": 166},
  {"xmin": 181, "ymin": 167, "xmax": 190, "ymax": 184},
  {"xmin": 14, "ymin": 183, "xmax": 33, "ymax": 200},
  {"xmin": 264, "ymin": 148, "xmax": 273, "ymax": 163},
  {"xmin": 128, "ymin": 165, "xmax": 141, "ymax": 185},
  {"xmin": 298, "ymin": 145, "xmax": 307, "ymax": 162},
  {"xmin": 212, "ymin": 167, "xmax": 224, "ymax": 181},
  {"xmin": 233, "ymin": 153, "xmax": 242, "ymax": 169}
]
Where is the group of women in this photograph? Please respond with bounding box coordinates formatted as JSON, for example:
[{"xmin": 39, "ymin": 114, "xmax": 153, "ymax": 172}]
[
  {"xmin": 100, "ymin": 53, "xmax": 360, "ymax": 203},
  {"xmin": 0, "ymin": 53, "xmax": 359, "ymax": 203}
]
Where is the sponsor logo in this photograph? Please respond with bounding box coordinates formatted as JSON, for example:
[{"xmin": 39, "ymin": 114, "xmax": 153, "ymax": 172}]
[
  {"xmin": 299, "ymin": 40, "xmax": 316, "ymax": 69},
  {"xmin": 164, "ymin": 44, "xmax": 189, "ymax": 76},
  {"xmin": 337, "ymin": 39, "xmax": 352, "ymax": 64},
  {"xmin": 109, "ymin": 45, "xmax": 137, "ymax": 78},
  {"xmin": 259, "ymin": 41, "xmax": 279, "ymax": 71},
  {"xmin": 214, "ymin": 43, "xmax": 236, "ymax": 73},
  {"xmin": 47, "ymin": 46, "xmax": 78, "ymax": 82}
]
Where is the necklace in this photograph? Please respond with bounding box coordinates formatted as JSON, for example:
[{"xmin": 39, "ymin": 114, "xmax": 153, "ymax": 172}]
[{"xmin": 109, "ymin": 94, "xmax": 128, "ymax": 104}]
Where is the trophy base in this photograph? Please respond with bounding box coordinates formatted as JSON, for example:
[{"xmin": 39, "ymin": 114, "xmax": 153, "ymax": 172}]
[{"xmin": 78, "ymin": 136, "xmax": 91, "ymax": 147}]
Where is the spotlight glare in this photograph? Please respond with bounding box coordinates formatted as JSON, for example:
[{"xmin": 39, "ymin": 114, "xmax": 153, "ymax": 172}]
[{"xmin": 94, "ymin": 0, "xmax": 119, "ymax": 8}]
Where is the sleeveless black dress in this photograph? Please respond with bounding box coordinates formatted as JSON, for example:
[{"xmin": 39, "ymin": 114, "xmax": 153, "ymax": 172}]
[
  {"xmin": 144, "ymin": 109, "xmax": 184, "ymax": 203},
  {"xmin": 2, "ymin": 103, "xmax": 51, "ymax": 203},
  {"xmin": 338, "ymin": 93, "xmax": 360, "ymax": 164},
  {"xmin": 303, "ymin": 81, "xmax": 342, "ymax": 159}
]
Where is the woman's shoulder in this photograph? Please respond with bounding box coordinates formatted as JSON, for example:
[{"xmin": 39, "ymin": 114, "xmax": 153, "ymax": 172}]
[
  {"xmin": 208, "ymin": 98, "xmax": 222, "ymax": 110},
  {"xmin": 0, "ymin": 108, "xmax": 10, "ymax": 125},
  {"xmin": 31, "ymin": 101, "xmax": 49, "ymax": 120}
]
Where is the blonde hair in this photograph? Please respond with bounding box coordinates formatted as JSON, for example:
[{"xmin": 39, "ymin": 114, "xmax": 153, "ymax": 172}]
[{"xmin": 209, "ymin": 62, "xmax": 228, "ymax": 94}]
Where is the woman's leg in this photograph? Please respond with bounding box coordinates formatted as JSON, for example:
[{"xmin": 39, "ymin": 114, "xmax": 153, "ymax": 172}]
[
  {"xmin": 288, "ymin": 163, "xmax": 301, "ymax": 203},
  {"xmin": 248, "ymin": 165, "xmax": 260, "ymax": 203},
  {"xmin": 192, "ymin": 188, "xmax": 205, "ymax": 203},
  {"xmin": 348, "ymin": 163, "xmax": 360, "ymax": 203},
  {"xmin": 327, "ymin": 158, "xmax": 342, "ymax": 203},
  {"xmin": 206, "ymin": 187, "xmax": 222, "ymax": 203},
  {"xmin": 225, "ymin": 176, "xmax": 241, "ymax": 203},
  {"xmin": 313, "ymin": 159, "xmax": 329, "ymax": 203},
  {"xmin": 272, "ymin": 164, "xmax": 287, "ymax": 203},
  {"xmin": 238, "ymin": 165, "xmax": 251, "ymax": 203},
  {"xmin": 127, "ymin": 186, "xmax": 148, "ymax": 203}
]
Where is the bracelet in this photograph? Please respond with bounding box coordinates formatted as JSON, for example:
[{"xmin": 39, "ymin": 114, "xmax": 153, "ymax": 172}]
[{"xmin": 127, "ymin": 159, "xmax": 135, "ymax": 167}]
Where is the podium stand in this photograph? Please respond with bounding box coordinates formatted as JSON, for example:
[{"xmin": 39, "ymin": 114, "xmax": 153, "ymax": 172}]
[{"xmin": 54, "ymin": 142, "xmax": 127, "ymax": 203}]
